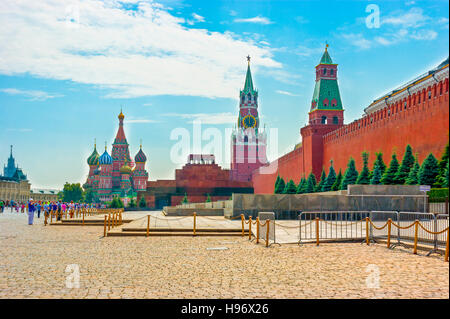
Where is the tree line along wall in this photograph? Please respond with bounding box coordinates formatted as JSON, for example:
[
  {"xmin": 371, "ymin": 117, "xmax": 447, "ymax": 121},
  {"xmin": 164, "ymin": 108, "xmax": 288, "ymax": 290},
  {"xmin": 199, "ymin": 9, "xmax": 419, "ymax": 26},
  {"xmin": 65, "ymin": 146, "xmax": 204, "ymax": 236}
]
[
  {"xmin": 252, "ymin": 77, "xmax": 449, "ymax": 194},
  {"xmin": 323, "ymin": 79, "xmax": 449, "ymax": 176}
]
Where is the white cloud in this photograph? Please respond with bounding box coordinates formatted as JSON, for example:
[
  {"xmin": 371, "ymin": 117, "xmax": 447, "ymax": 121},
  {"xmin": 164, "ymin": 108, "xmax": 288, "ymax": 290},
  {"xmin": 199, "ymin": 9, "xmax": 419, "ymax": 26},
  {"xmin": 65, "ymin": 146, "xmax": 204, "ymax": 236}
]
[
  {"xmin": 341, "ymin": 33, "xmax": 372, "ymax": 50},
  {"xmin": 410, "ymin": 29, "xmax": 438, "ymax": 40},
  {"xmin": 163, "ymin": 112, "xmax": 236, "ymax": 124},
  {"xmin": 234, "ymin": 16, "xmax": 273, "ymax": 25},
  {"xmin": 0, "ymin": 1, "xmax": 281, "ymax": 100},
  {"xmin": 382, "ymin": 8, "xmax": 429, "ymax": 28},
  {"xmin": 192, "ymin": 13, "xmax": 205, "ymax": 22},
  {"xmin": 0, "ymin": 88, "xmax": 62, "ymax": 101},
  {"xmin": 276, "ymin": 90, "xmax": 299, "ymax": 97}
]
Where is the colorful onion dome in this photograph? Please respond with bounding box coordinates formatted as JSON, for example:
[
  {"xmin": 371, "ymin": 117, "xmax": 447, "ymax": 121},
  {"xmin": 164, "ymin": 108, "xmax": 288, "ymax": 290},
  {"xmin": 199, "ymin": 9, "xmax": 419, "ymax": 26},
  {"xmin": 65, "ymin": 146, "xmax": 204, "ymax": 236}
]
[
  {"xmin": 120, "ymin": 159, "xmax": 132, "ymax": 174},
  {"xmin": 87, "ymin": 144, "xmax": 99, "ymax": 166},
  {"xmin": 118, "ymin": 110, "xmax": 125, "ymax": 120},
  {"xmin": 134, "ymin": 144, "xmax": 147, "ymax": 163},
  {"xmin": 98, "ymin": 146, "xmax": 113, "ymax": 165}
]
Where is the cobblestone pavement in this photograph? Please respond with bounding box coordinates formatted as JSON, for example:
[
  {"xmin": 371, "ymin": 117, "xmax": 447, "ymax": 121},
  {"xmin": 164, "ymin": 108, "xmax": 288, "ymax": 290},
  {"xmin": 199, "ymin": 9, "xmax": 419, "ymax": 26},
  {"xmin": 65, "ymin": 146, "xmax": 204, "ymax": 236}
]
[{"xmin": 0, "ymin": 211, "xmax": 448, "ymax": 299}]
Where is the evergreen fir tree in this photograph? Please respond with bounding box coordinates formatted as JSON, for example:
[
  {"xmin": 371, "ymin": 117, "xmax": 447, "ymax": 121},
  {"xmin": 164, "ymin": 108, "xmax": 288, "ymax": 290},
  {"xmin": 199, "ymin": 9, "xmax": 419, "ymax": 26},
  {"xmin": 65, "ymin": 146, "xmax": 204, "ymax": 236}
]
[
  {"xmin": 284, "ymin": 179, "xmax": 298, "ymax": 194},
  {"xmin": 418, "ymin": 153, "xmax": 439, "ymax": 186},
  {"xmin": 296, "ymin": 178, "xmax": 306, "ymax": 194},
  {"xmin": 315, "ymin": 169, "xmax": 326, "ymax": 192},
  {"xmin": 205, "ymin": 194, "xmax": 211, "ymax": 203},
  {"xmin": 118, "ymin": 197, "xmax": 124, "ymax": 208},
  {"xmin": 435, "ymin": 144, "xmax": 449, "ymax": 187},
  {"xmin": 305, "ymin": 172, "xmax": 317, "ymax": 193},
  {"xmin": 128, "ymin": 197, "xmax": 136, "ymax": 208},
  {"xmin": 373, "ymin": 152, "xmax": 386, "ymax": 175},
  {"xmin": 394, "ymin": 145, "xmax": 415, "ymax": 184},
  {"xmin": 331, "ymin": 170, "xmax": 343, "ymax": 191},
  {"xmin": 405, "ymin": 158, "xmax": 420, "ymax": 185},
  {"xmin": 274, "ymin": 177, "xmax": 286, "ymax": 194},
  {"xmin": 438, "ymin": 143, "xmax": 449, "ymax": 176},
  {"xmin": 381, "ymin": 154, "xmax": 399, "ymax": 185},
  {"xmin": 138, "ymin": 196, "xmax": 147, "ymax": 208},
  {"xmin": 356, "ymin": 152, "xmax": 371, "ymax": 184},
  {"xmin": 341, "ymin": 158, "xmax": 359, "ymax": 190},
  {"xmin": 274, "ymin": 175, "xmax": 280, "ymax": 194},
  {"xmin": 322, "ymin": 161, "xmax": 336, "ymax": 192},
  {"xmin": 181, "ymin": 192, "xmax": 189, "ymax": 204},
  {"xmin": 370, "ymin": 163, "xmax": 383, "ymax": 185},
  {"xmin": 443, "ymin": 161, "xmax": 449, "ymax": 188}
]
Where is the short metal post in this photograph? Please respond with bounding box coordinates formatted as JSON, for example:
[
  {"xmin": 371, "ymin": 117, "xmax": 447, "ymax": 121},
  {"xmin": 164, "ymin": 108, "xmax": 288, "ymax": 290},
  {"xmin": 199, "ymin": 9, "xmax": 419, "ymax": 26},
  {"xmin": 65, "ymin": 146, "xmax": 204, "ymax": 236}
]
[
  {"xmin": 193, "ymin": 212, "xmax": 196, "ymax": 236},
  {"xmin": 248, "ymin": 216, "xmax": 252, "ymax": 240},
  {"xmin": 365, "ymin": 217, "xmax": 369, "ymax": 245},
  {"xmin": 241, "ymin": 214, "xmax": 244, "ymax": 237},
  {"xmin": 445, "ymin": 228, "xmax": 449, "ymax": 262},
  {"xmin": 413, "ymin": 220, "xmax": 419, "ymax": 254},
  {"xmin": 266, "ymin": 219, "xmax": 270, "ymax": 248},
  {"xmin": 82, "ymin": 210, "xmax": 85, "ymax": 226},
  {"xmin": 256, "ymin": 217, "xmax": 260, "ymax": 244},
  {"xmin": 387, "ymin": 218, "xmax": 392, "ymax": 248},
  {"xmin": 316, "ymin": 217, "xmax": 320, "ymax": 246},
  {"xmin": 107, "ymin": 213, "xmax": 111, "ymax": 231},
  {"xmin": 104, "ymin": 215, "xmax": 107, "ymax": 237},
  {"xmin": 146, "ymin": 215, "xmax": 150, "ymax": 237}
]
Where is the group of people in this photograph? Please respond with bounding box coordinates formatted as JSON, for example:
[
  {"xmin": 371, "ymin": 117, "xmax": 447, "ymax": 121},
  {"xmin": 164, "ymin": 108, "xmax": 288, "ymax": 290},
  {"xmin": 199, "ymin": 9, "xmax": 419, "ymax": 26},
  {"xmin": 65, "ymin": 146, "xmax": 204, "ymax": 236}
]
[
  {"xmin": 0, "ymin": 199, "xmax": 104, "ymax": 225},
  {"xmin": 0, "ymin": 200, "xmax": 28, "ymax": 213}
]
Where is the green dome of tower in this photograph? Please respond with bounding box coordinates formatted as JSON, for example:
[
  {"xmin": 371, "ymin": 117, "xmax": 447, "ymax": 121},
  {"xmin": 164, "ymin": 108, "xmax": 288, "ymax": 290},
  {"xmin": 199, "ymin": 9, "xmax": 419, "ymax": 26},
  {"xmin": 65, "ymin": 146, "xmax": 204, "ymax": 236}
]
[{"xmin": 87, "ymin": 144, "xmax": 99, "ymax": 166}]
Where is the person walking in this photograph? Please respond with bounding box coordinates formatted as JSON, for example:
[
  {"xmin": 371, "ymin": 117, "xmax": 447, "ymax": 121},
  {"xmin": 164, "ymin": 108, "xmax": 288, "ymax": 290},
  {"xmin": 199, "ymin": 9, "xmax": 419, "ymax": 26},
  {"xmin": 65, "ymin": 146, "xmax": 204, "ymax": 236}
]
[
  {"xmin": 36, "ymin": 201, "xmax": 42, "ymax": 218},
  {"xmin": 27, "ymin": 200, "xmax": 35, "ymax": 225},
  {"xmin": 0, "ymin": 200, "xmax": 4, "ymax": 213}
]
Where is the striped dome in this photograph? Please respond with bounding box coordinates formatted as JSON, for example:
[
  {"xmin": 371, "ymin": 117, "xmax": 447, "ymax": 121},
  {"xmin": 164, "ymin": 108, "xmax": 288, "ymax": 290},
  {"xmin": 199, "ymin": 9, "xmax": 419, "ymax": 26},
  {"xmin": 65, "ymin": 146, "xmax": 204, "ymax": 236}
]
[
  {"xmin": 87, "ymin": 145, "xmax": 99, "ymax": 166},
  {"xmin": 98, "ymin": 149, "xmax": 113, "ymax": 165},
  {"xmin": 134, "ymin": 146, "xmax": 147, "ymax": 163}
]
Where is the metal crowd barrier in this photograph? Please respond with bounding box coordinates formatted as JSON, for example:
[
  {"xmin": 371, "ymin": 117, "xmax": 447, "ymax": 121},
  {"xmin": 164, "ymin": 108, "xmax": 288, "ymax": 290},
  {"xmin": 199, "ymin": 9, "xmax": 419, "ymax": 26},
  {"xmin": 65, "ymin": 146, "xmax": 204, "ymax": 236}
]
[{"xmin": 298, "ymin": 211, "xmax": 370, "ymax": 242}]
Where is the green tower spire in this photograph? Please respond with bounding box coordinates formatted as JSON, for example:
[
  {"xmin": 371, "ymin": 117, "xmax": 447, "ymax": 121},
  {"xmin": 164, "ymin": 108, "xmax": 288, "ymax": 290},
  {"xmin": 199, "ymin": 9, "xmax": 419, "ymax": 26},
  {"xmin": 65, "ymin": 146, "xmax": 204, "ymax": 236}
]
[
  {"xmin": 310, "ymin": 44, "xmax": 343, "ymax": 112},
  {"xmin": 242, "ymin": 55, "xmax": 255, "ymax": 94}
]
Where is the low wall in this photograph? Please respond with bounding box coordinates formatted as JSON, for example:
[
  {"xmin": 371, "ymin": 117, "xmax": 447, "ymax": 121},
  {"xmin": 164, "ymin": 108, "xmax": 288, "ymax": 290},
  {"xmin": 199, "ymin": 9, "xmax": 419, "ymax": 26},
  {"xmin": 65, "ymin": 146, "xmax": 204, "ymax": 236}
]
[
  {"xmin": 163, "ymin": 207, "xmax": 224, "ymax": 216},
  {"xmin": 228, "ymin": 193, "xmax": 426, "ymax": 219},
  {"xmin": 347, "ymin": 185, "xmax": 422, "ymax": 196}
]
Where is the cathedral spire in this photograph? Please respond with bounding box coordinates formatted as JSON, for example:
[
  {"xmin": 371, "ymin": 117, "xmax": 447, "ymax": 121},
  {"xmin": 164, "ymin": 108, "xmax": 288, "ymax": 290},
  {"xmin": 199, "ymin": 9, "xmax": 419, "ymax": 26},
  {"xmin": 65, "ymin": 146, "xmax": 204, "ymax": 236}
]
[{"xmin": 114, "ymin": 110, "xmax": 128, "ymax": 144}]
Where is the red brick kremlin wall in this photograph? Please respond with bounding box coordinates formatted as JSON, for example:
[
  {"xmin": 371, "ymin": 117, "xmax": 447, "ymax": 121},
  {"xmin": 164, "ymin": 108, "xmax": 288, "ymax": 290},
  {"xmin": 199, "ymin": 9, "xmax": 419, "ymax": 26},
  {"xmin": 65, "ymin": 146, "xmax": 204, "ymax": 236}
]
[{"xmin": 252, "ymin": 78, "xmax": 449, "ymax": 194}]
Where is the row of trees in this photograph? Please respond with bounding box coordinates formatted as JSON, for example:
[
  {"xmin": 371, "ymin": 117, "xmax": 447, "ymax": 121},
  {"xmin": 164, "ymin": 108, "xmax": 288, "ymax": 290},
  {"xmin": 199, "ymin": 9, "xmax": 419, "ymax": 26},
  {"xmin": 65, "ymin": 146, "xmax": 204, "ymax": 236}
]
[
  {"xmin": 274, "ymin": 144, "xmax": 449, "ymax": 194},
  {"xmin": 58, "ymin": 183, "xmax": 148, "ymax": 208},
  {"xmin": 108, "ymin": 196, "xmax": 147, "ymax": 208}
]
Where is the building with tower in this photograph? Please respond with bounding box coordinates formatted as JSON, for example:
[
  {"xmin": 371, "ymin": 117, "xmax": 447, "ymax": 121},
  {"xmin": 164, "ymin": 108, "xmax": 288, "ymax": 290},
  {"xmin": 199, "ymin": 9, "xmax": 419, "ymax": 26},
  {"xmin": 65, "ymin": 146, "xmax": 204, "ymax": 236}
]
[
  {"xmin": 252, "ymin": 45, "xmax": 449, "ymax": 193},
  {"xmin": 231, "ymin": 56, "xmax": 267, "ymax": 182},
  {"xmin": 84, "ymin": 111, "xmax": 149, "ymax": 203},
  {"xmin": 1, "ymin": 146, "xmax": 31, "ymax": 203}
]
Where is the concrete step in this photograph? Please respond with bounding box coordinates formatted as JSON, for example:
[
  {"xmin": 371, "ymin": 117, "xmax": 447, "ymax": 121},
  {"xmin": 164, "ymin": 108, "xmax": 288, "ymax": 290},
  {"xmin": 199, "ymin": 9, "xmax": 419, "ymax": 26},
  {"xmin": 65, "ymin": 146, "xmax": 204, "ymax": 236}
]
[
  {"xmin": 49, "ymin": 222, "xmax": 126, "ymax": 226},
  {"xmin": 106, "ymin": 231, "xmax": 249, "ymax": 237}
]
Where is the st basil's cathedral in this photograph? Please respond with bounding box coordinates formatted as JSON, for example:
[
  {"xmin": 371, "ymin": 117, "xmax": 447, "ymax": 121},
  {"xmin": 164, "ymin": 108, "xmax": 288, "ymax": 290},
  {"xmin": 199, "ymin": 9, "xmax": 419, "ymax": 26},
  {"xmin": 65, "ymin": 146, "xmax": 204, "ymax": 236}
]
[{"xmin": 83, "ymin": 110, "xmax": 149, "ymax": 202}]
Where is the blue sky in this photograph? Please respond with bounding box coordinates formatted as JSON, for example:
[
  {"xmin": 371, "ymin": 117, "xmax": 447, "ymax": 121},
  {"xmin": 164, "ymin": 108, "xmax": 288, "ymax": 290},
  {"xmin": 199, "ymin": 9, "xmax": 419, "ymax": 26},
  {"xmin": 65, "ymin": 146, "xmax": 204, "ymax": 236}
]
[{"xmin": 0, "ymin": 0, "xmax": 448, "ymax": 189}]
